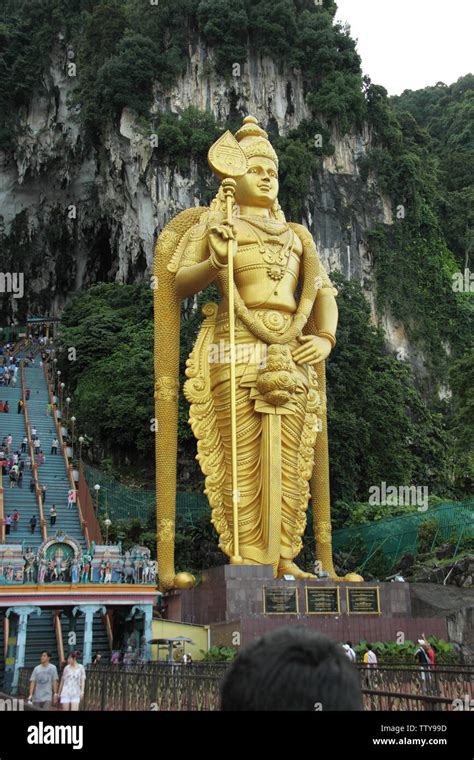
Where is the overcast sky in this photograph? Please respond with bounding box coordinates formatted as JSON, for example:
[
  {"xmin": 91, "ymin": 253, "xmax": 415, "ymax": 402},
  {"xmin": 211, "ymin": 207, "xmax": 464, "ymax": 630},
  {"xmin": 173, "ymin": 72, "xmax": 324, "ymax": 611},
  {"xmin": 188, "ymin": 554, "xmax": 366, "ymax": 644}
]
[{"xmin": 335, "ymin": 0, "xmax": 474, "ymax": 95}]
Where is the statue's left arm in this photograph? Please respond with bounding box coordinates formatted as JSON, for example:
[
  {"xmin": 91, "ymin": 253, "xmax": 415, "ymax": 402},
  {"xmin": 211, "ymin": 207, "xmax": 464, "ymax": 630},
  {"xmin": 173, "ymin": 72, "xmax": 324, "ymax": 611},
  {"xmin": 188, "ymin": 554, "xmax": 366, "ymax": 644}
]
[{"xmin": 290, "ymin": 224, "xmax": 338, "ymax": 366}]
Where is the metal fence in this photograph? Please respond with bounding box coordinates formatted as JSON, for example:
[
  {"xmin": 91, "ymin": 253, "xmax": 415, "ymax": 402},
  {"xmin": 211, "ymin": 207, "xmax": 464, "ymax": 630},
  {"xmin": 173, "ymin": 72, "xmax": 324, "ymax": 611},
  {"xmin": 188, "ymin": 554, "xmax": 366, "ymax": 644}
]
[
  {"xmin": 355, "ymin": 664, "xmax": 473, "ymax": 704},
  {"xmin": 16, "ymin": 662, "xmax": 473, "ymax": 712},
  {"xmin": 84, "ymin": 663, "xmax": 225, "ymax": 711},
  {"xmin": 362, "ymin": 689, "xmax": 454, "ymax": 711}
]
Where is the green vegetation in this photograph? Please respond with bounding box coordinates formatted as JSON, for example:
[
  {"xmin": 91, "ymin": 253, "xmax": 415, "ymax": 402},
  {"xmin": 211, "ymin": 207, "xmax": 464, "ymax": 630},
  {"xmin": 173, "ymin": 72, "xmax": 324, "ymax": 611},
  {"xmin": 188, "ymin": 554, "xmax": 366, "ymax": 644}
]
[
  {"xmin": 274, "ymin": 120, "xmax": 333, "ymax": 218},
  {"xmin": 202, "ymin": 638, "xmax": 459, "ymax": 663},
  {"xmin": 331, "ymin": 506, "xmax": 474, "ymax": 581},
  {"xmin": 448, "ymin": 349, "xmax": 474, "ymax": 493},
  {"xmin": 354, "ymin": 638, "xmax": 457, "ymax": 665},
  {"xmin": 200, "ymin": 646, "xmax": 238, "ymax": 662},
  {"xmin": 0, "ymin": 0, "xmax": 89, "ymax": 150},
  {"xmin": 0, "ymin": 0, "xmax": 364, "ymax": 147},
  {"xmin": 57, "ymin": 281, "xmax": 220, "ymax": 465},
  {"xmin": 57, "ymin": 274, "xmax": 467, "ymax": 502},
  {"xmin": 57, "ymin": 283, "xmax": 154, "ymax": 459},
  {"xmin": 392, "ymin": 76, "xmax": 474, "ymax": 269},
  {"xmin": 1, "ymin": 1, "xmax": 472, "ymax": 557},
  {"xmin": 104, "ymin": 515, "xmax": 156, "ymax": 555},
  {"xmin": 359, "ymin": 78, "xmax": 473, "ymax": 382},
  {"xmin": 327, "ymin": 274, "xmax": 452, "ymax": 503}
]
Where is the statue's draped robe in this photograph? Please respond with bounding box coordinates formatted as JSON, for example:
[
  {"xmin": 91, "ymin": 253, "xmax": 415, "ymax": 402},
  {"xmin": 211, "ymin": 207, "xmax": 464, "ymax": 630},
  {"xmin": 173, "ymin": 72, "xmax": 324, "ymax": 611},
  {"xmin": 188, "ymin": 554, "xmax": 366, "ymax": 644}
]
[{"xmin": 181, "ymin": 216, "xmax": 331, "ymax": 573}]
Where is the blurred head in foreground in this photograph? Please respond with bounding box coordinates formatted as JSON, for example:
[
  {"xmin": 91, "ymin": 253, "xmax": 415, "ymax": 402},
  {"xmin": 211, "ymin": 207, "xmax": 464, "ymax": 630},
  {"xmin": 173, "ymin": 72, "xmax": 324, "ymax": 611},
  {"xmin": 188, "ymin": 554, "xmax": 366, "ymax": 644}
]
[{"xmin": 220, "ymin": 627, "xmax": 363, "ymax": 711}]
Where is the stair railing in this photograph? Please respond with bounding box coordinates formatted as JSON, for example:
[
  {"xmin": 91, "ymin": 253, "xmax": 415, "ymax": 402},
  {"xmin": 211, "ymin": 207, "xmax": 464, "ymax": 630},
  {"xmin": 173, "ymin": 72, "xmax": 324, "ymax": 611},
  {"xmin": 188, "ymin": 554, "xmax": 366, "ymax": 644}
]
[
  {"xmin": 21, "ymin": 360, "xmax": 47, "ymax": 541},
  {"xmin": 54, "ymin": 611, "xmax": 65, "ymax": 666},
  {"xmin": 3, "ymin": 615, "xmax": 9, "ymax": 661},
  {"xmin": 12, "ymin": 337, "xmax": 27, "ymax": 358},
  {"xmin": 42, "ymin": 362, "xmax": 97, "ymax": 549},
  {"xmin": 103, "ymin": 612, "xmax": 113, "ymax": 652},
  {"xmin": 15, "ymin": 338, "xmax": 30, "ymax": 358},
  {"xmin": 77, "ymin": 462, "xmax": 102, "ymax": 544},
  {"xmin": 0, "ymin": 482, "xmax": 5, "ymax": 543}
]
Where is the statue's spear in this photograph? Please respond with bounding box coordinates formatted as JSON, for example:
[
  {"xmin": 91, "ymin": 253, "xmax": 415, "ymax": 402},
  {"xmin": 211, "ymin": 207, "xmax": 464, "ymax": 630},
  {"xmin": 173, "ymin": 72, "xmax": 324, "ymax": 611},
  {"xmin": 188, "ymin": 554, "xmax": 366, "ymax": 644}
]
[{"xmin": 208, "ymin": 131, "xmax": 248, "ymax": 564}]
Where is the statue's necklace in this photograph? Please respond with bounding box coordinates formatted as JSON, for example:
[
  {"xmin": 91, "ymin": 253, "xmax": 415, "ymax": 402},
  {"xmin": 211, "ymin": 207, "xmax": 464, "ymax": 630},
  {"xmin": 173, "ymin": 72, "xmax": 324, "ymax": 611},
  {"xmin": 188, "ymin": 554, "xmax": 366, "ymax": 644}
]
[
  {"xmin": 239, "ymin": 215, "xmax": 289, "ymax": 236},
  {"xmin": 240, "ymin": 217, "xmax": 294, "ymax": 290}
]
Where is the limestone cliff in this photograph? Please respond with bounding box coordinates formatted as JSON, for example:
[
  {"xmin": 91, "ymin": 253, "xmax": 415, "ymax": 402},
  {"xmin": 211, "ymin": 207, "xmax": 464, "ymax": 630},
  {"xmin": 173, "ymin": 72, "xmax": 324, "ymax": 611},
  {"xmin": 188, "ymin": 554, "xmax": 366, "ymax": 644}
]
[{"xmin": 1, "ymin": 40, "xmax": 406, "ymax": 351}]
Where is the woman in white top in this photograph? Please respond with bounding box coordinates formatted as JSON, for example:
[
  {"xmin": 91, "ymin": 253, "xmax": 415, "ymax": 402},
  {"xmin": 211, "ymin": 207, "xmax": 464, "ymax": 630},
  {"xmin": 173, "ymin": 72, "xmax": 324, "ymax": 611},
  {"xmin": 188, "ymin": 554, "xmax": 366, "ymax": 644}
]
[{"xmin": 58, "ymin": 652, "xmax": 86, "ymax": 711}]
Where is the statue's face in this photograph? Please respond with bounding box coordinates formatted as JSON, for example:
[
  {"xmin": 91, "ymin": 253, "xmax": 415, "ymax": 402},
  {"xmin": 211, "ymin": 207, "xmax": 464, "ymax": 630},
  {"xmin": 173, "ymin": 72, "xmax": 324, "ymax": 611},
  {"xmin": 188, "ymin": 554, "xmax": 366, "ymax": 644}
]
[{"xmin": 235, "ymin": 156, "xmax": 279, "ymax": 208}]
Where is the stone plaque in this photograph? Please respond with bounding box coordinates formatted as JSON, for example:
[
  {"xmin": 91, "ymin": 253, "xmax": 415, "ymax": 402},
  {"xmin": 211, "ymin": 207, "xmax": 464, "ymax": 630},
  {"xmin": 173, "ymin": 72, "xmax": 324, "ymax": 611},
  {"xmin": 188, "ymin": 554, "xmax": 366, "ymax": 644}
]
[
  {"xmin": 306, "ymin": 587, "xmax": 340, "ymax": 614},
  {"xmin": 347, "ymin": 587, "xmax": 380, "ymax": 614},
  {"xmin": 263, "ymin": 586, "xmax": 298, "ymax": 614}
]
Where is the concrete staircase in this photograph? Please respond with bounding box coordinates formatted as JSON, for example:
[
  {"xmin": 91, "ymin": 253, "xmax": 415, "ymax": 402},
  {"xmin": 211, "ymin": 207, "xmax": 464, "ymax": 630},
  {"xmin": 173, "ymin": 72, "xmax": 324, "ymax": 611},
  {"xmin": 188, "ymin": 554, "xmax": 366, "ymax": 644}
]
[
  {"xmin": 61, "ymin": 612, "xmax": 110, "ymax": 661},
  {"xmin": 23, "ymin": 611, "xmax": 59, "ymax": 670},
  {"xmin": 0, "ymin": 381, "xmax": 42, "ymax": 550},
  {"xmin": 23, "ymin": 363, "xmax": 85, "ymax": 550}
]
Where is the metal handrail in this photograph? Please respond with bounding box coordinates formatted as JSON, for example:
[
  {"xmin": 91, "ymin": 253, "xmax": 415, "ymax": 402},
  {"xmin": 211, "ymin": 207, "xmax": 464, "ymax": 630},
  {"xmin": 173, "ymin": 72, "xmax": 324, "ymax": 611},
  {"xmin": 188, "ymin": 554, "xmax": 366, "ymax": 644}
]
[
  {"xmin": 355, "ymin": 662, "xmax": 473, "ymax": 672},
  {"xmin": 0, "ymin": 477, "xmax": 4, "ymax": 543},
  {"xmin": 21, "ymin": 360, "xmax": 47, "ymax": 540},
  {"xmin": 42, "ymin": 360, "xmax": 92, "ymax": 548},
  {"xmin": 14, "ymin": 663, "xmax": 472, "ymax": 712},
  {"xmin": 362, "ymin": 687, "xmax": 454, "ymax": 710}
]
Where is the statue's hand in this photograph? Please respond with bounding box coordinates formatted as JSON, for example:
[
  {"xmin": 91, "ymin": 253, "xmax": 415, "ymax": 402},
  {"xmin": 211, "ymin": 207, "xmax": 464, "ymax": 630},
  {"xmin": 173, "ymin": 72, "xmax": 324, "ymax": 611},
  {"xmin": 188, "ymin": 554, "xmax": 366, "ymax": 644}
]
[
  {"xmin": 208, "ymin": 222, "xmax": 237, "ymax": 265},
  {"xmin": 292, "ymin": 335, "xmax": 332, "ymax": 365}
]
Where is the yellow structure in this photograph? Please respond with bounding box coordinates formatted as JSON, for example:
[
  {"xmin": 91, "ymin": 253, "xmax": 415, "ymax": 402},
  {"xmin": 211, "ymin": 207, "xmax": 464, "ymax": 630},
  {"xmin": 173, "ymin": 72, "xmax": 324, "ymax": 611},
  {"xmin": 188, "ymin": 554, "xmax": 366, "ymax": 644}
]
[
  {"xmin": 151, "ymin": 619, "xmax": 209, "ymax": 662},
  {"xmin": 154, "ymin": 116, "xmax": 362, "ymax": 590}
]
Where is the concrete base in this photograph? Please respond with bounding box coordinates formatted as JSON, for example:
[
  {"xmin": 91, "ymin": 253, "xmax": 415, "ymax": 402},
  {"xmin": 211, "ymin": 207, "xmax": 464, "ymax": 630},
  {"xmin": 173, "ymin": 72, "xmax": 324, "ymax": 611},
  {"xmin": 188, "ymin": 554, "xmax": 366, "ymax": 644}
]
[{"xmin": 164, "ymin": 565, "xmax": 451, "ymax": 648}]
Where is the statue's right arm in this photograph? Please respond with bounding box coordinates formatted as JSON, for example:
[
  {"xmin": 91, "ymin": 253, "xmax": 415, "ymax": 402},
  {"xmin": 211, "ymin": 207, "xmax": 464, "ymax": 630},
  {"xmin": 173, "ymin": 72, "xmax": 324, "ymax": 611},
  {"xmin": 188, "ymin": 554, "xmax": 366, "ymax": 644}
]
[{"xmin": 174, "ymin": 226, "xmax": 219, "ymax": 299}]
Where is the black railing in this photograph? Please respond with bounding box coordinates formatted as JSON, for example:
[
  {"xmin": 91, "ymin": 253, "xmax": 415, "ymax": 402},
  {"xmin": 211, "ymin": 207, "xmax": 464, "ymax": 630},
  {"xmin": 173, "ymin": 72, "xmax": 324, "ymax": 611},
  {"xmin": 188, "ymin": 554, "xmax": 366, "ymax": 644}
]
[
  {"xmin": 17, "ymin": 668, "xmax": 33, "ymax": 698},
  {"xmin": 15, "ymin": 662, "xmax": 473, "ymax": 712},
  {"xmin": 84, "ymin": 663, "xmax": 226, "ymax": 711},
  {"xmin": 362, "ymin": 689, "xmax": 455, "ymax": 711},
  {"xmin": 356, "ymin": 664, "xmax": 473, "ymax": 703}
]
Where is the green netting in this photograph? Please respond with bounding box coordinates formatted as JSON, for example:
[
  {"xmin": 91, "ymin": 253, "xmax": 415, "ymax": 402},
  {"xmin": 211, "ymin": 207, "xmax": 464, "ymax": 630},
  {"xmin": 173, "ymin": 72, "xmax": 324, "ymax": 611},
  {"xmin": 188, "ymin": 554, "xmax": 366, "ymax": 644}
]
[
  {"xmin": 332, "ymin": 501, "xmax": 474, "ymax": 572},
  {"xmin": 83, "ymin": 465, "xmax": 209, "ymax": 525},
  {"xmin": 84, "ymin": 465, "xmax": 473, "ymax": 570}
]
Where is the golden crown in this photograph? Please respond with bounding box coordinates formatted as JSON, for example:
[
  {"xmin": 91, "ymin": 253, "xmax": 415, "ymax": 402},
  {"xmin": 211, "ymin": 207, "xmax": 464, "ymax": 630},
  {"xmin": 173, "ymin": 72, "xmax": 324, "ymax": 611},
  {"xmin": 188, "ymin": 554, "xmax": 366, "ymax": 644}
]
[{"xmin": 234, "ymin": 115, "xmax": 279, "ymax": 168}]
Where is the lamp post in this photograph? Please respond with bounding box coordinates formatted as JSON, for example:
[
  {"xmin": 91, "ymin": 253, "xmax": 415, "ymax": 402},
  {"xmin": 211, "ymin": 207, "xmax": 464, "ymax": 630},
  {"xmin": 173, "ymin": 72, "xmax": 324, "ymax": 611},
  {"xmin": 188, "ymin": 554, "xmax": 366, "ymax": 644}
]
[
  {"xmin": 56, "ymin": 369, "xmax": 61, "ymax": 395},
  {"xmin": 51, "ymin": 357, "xmax": 57, "ymax": 385},
  {"xmin": 103, "ymin": 492, "xmax": 111, "ymax": 545},
  {"xmin": 104, "ymin": 517, "xmax": 112, "ymax": 546},
  {"xmin": 59, "ymin": 382, "xmax": 65, "ymax": 413},
  {"xmin": 94, "ymin": 484, "xmax": 100, "ymax": 515},
  {"xmin": 65, "ymin": 397, "xmax": 71, "ymax": 424},
  {"xmin": 79, "ymin": 435, "xmax": 84, "ymax": 464},
  {"xmin": 70, "ymin": 416, "xmax": 76, "ymax": 458}
]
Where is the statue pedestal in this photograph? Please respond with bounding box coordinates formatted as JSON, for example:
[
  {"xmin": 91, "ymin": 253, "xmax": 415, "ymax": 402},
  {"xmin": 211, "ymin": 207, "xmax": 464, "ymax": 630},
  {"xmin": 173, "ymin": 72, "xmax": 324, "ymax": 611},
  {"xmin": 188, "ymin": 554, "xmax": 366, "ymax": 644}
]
[{"xmin": 163, "ymin": 565, "xmax": 449, "ymax": 648}]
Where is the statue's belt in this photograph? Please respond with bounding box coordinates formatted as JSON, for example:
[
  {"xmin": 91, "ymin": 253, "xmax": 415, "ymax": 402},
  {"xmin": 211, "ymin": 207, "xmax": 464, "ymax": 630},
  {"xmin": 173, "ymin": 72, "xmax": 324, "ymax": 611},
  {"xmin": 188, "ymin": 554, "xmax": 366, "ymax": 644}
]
[{"xmin": 215, "ymin": 307, "xmax": 295, "ymax": 336}]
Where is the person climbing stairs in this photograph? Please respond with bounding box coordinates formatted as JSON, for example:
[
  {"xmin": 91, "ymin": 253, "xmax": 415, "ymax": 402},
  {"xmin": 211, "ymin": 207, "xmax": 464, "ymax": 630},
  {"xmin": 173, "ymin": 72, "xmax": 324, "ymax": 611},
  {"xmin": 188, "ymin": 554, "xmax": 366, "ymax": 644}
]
[{"xmin": 23, "ymin": 361, "xmax": 86, "ymax": 549}]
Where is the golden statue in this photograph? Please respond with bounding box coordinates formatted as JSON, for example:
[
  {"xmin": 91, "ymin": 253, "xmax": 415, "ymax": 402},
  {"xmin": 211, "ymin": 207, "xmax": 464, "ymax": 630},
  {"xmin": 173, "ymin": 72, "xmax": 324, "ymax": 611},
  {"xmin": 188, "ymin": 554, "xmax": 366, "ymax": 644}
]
[{"xmin": 154, "ymin": 116, "xmax": 362, "ymax": 590}]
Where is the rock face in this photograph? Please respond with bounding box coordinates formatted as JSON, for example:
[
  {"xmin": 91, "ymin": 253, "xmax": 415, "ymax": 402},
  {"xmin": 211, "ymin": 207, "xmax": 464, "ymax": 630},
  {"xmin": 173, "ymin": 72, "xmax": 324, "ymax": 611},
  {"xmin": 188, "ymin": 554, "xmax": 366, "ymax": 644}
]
[
  {"xmin": 1, "ymin": 41, "xmax": 399, "ymax": 343},
  {"xmin": 410, "ymin": 582, "xmax": 474, "ymax": 657}
]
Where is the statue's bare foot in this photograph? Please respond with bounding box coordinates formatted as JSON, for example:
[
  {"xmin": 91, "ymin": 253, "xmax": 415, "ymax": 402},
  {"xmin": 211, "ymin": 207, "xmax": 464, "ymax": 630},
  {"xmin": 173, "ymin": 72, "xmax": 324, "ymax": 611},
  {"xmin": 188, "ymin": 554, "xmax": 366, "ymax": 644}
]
[{"xmin": 276, "ymin": 561, "xmax": 316, "ymax": 579}]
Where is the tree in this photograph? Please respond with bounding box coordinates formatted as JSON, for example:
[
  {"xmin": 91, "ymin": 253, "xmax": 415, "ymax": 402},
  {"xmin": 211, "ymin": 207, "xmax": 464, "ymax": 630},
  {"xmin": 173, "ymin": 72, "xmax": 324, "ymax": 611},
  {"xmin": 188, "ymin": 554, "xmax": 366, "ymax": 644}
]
[
  {"xmin": 197, "ymin": 0, "xmax": 249, "ymax": 72},
  {"xmin": 448, "ymin": 349, "xmax": 474, "ymax": 494},
  {"xmin": 327, "ymin": 275, "xmax": 451, "ymax": 504}
]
